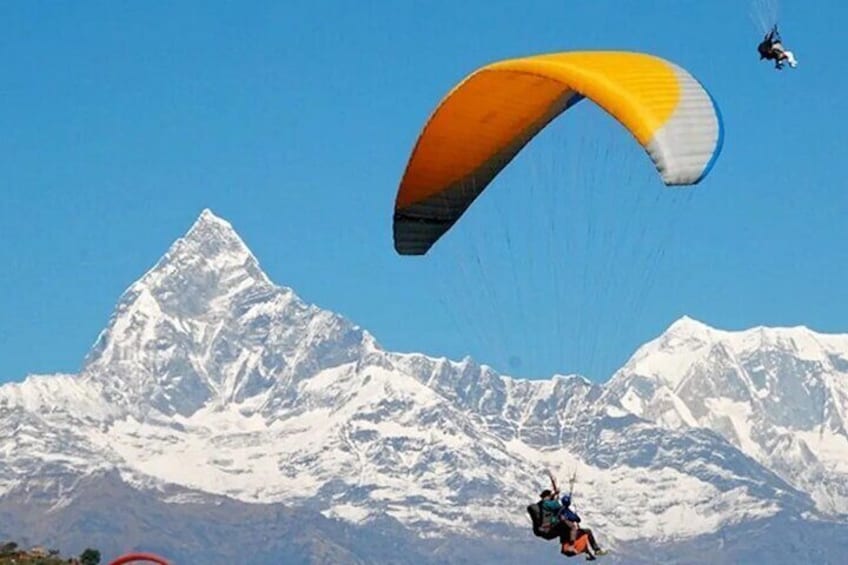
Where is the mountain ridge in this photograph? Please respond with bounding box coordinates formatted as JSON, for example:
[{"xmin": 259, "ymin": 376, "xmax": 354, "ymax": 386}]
[{"xmin": 3, "ymin": 209, "xmax": 846, "ymax": 563}]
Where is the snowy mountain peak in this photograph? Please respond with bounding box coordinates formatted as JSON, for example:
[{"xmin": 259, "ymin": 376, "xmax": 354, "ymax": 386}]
[
  {"xmin": 657, "ymin": 315, "xmax": 717, "ymax": 348},
  {"xmin": 148, "ymin": 208, "xmax": 272, "ymax": 295},
  {"xmin": 77, "ymin": 210, "xmax": 371, "ymax": 415},
  {"xmin": 180, "ymin": 208, "xmax": 255, "ymax": 261},
  {"xmin": 196, "ymin": 207, "xmax": 228, "ymax": 227},
  {"xmin": 666, "ymin": 315, "xmax": 712, "ymax": 335},
  {"xmin": 607, "ymin": 316, "xmax": 848, "ymax": 516}
]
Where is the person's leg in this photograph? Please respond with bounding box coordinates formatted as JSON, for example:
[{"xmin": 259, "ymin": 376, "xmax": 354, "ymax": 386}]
[
  {"xmin": 784, "ymin": 50, "xmax": 797, "ymax": 67},
  {"xmin": 576, "ymin": 533, "xmax": 595, "ymax": 559},
  {"xmin": 579, "ymin": 528, "xmax": 600, "ymax": 551},
  {"xmin": 557, "ymin": 522, "xmax": 574, "ymax": 546}
]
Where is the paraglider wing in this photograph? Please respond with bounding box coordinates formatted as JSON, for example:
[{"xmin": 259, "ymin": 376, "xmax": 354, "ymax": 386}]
[
  {"xmin": 393, "ymin": 51, "xmax": 724, "ymax": 255},
  {"xmin": 108, "ymin": 552, "xmax": 171, "ymax": 565}
]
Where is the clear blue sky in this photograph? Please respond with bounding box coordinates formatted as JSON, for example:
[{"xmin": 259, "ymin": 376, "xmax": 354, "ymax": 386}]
[{"xmin": 2, "ymin": 1, "xmax": 845, "ymax": 383}]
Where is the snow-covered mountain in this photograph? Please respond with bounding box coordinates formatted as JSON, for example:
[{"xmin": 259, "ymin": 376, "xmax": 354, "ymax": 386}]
[
  {"xmin": 605, "ymin": 315, "xmax": 848, "ymax": 516},
  {"xmin": 2, "ymin": 209, "xmax": 847, "ymax": 563}
]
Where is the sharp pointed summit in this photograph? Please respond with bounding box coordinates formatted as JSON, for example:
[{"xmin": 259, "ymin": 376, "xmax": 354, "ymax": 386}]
[
  {"xmin": 79, "ymin": 210, "xmax": 370, "ymax": 416},
  {"xmin": 181, "ymin": 208, "xmax": 254, "ymax": 257},
  {"xmin": 144, "ymin": 208, "xmax": 272, "ymax": 299},
  {"xmin": 667, "ymin": 315, "xmax": 711, "ymax": 333}
]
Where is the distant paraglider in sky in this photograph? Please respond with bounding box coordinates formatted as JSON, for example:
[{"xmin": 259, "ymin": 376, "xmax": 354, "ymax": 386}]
[
  {"xmin": 758, "ymin": 25, "xmax": 798, "ymax": 70},
  {"xmin": 751, "ymin": 0, "xmax": 797, "ymax": 70}
]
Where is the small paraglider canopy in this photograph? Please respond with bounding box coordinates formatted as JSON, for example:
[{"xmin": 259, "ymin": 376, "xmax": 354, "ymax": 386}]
[{"xmin": 108, "ymin": 552, "xmax": 171, "ymax": 565}]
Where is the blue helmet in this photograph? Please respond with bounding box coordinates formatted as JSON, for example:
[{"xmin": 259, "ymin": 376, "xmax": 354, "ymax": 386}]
[{"xmin": 560, "ymin": 494, "xmax": 571, "ymax": 507}]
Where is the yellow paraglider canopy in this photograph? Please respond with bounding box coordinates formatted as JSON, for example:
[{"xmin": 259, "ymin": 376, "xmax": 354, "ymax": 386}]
[{"xmin": 393, "ymin": 51, "xmax": 723, "ymax": 255}]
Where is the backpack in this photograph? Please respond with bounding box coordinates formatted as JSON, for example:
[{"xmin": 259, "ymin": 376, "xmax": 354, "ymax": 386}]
[{"xmin": 527, "ymin": 501, "xmax": 560, "ymax": 540}]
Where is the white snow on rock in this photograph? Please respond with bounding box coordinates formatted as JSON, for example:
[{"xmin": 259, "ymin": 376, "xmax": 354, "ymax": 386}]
[{"xmin": 1, "ymin": 209, "xmax": 844, "ymax": 547}]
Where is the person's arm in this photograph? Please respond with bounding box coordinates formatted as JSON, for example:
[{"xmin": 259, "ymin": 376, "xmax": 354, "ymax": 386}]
[{"xmin": 564, "ymin": 509, "xmax": 581, "ymax": 523}]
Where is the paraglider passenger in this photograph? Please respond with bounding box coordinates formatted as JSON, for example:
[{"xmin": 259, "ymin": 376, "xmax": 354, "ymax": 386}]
[
  {"xmin": 558, "ymin": 494, "xmax": 608, "ymax": 560},
  {"xmin": 558, "ymin": 494, "xmax": 580, "ymax": 542}
]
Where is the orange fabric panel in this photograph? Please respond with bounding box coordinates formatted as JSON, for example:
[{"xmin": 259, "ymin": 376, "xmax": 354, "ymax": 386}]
[
  {"xmin": 396, "ymin": 70, "xmax": 570, "ymax": 209},
  {"xmin": 395, "ymin": 51, "xmax": 685, "ymax": 212}
]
